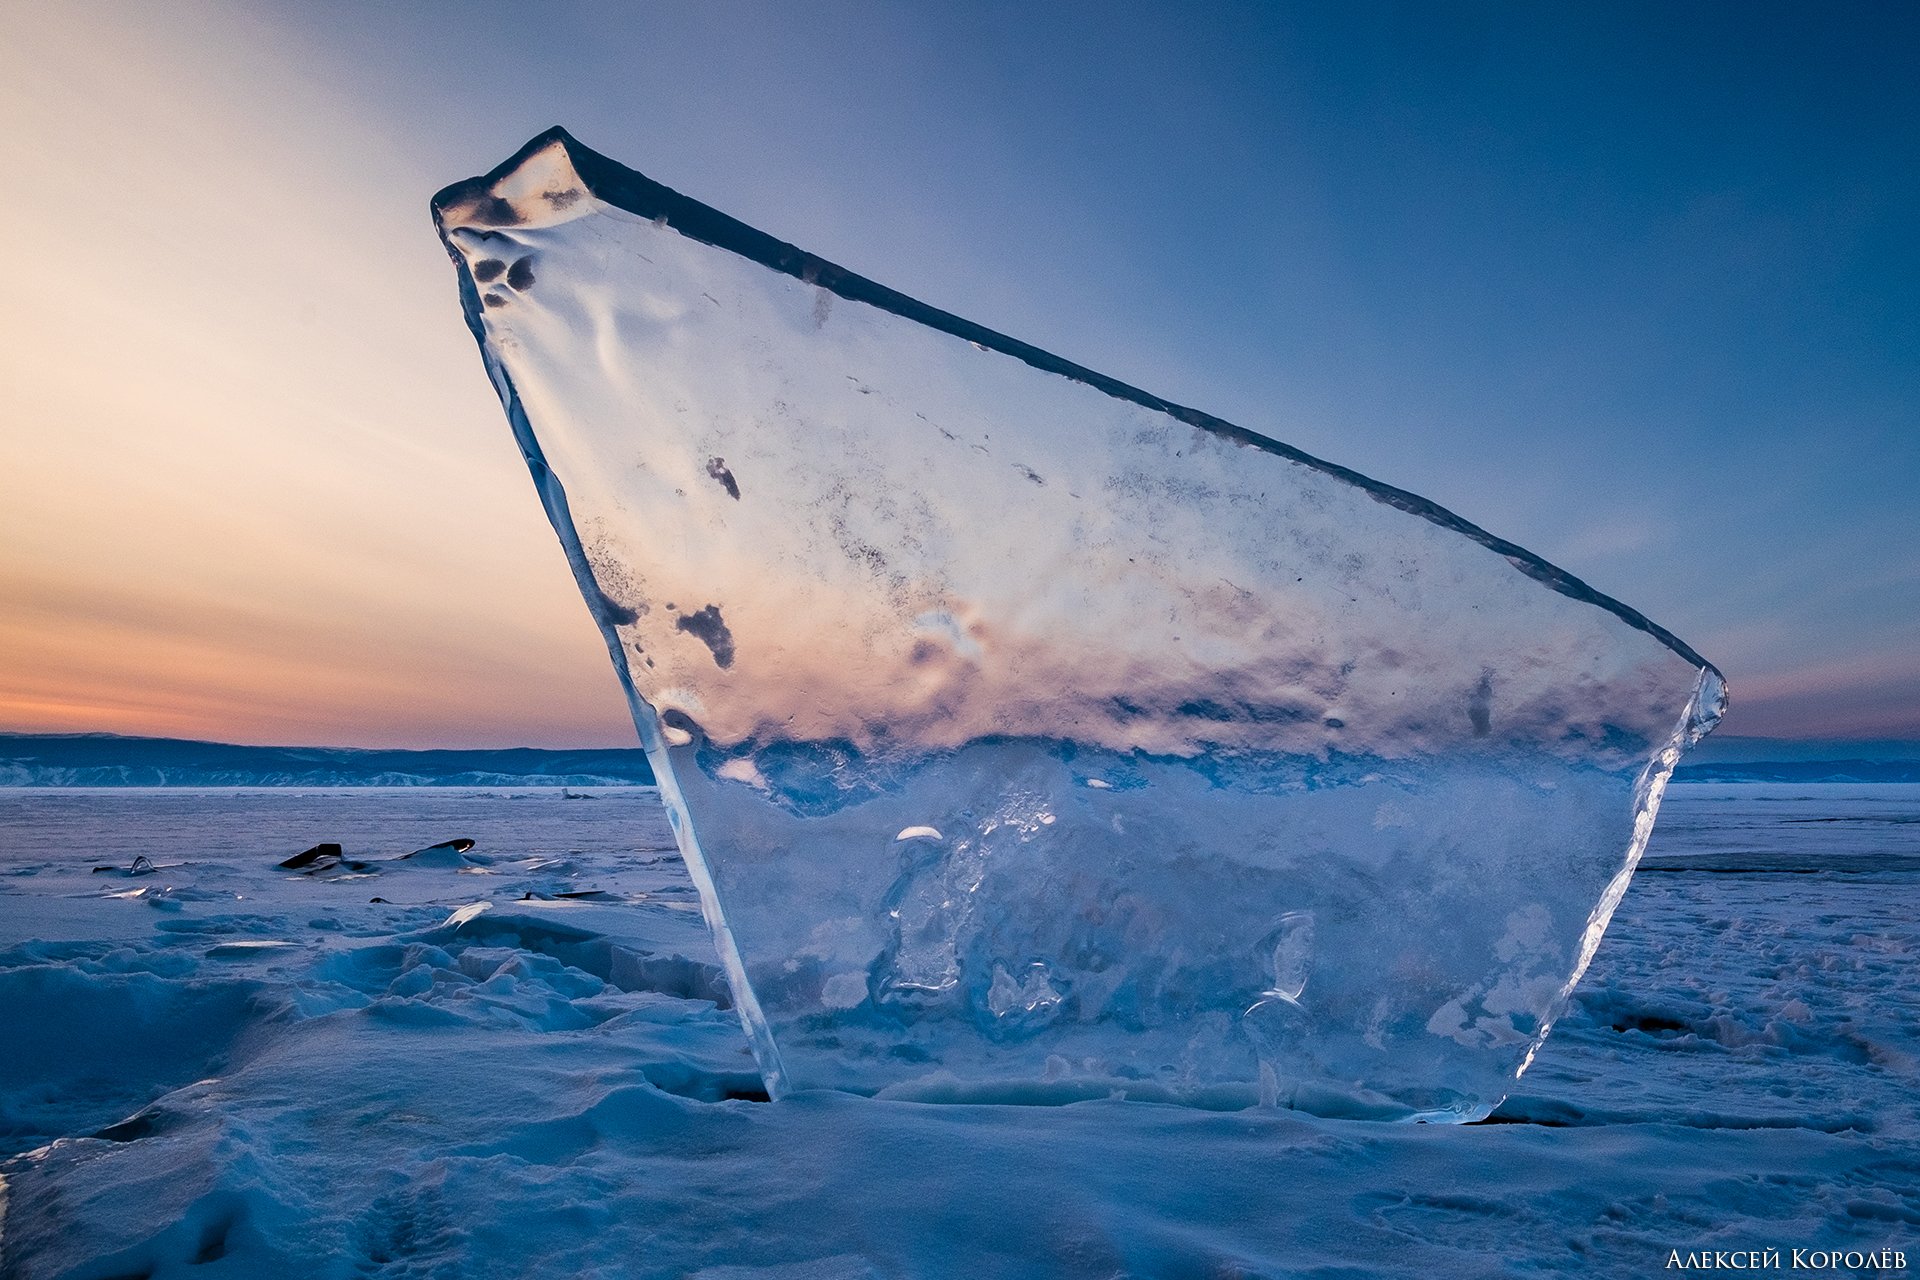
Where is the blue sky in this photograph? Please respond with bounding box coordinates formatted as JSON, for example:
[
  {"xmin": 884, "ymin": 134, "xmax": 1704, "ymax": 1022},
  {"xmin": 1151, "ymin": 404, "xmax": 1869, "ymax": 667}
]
[{"xmin": 1, "ymin": 1, "xmax": 1914, "ymax": 743}]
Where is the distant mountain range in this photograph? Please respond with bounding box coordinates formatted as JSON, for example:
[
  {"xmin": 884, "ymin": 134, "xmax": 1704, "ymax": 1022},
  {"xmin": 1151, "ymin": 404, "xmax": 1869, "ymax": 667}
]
[
  {"xmin": 0, "ymin": 733, "xmax": 655, "ymax": 787},
  {"xmin": 1670, "ymin": 735, "xmax": 1920, "ymax": 784},
  {"xmin": 1, "ymin": 732, "xmax": 1914, "ymax": 787}
]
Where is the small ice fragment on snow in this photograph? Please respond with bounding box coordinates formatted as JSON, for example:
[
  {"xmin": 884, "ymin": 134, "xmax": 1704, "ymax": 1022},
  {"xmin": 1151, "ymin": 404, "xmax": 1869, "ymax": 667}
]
[
  {"xmin": 403, "ymin": 837, "xmax": 476, "ymax": 859},
  {"xmin": 399, "ymin": 838, "xmax": 477, "ymax": 867},
  {"xmin": 105, "ymin": 885, "xmax": 183, "ymax": 911},
  {"xmin": 894, "ymin": 826, "xmax": 943, "ymax": 843},
  {"xmin": 443, "ymin": 901, "xmax": 492, "ymax": 928},
  {"xmin": 278, "ymin": 843, "xmax": 341, "ymax": 870},
  {"xmin": 207, "ymin": 940, "xmax": 300, "ymax": 959},
  {"xmin": 91, "ymin": 855, "xmax": 167, "ymax": 876}
]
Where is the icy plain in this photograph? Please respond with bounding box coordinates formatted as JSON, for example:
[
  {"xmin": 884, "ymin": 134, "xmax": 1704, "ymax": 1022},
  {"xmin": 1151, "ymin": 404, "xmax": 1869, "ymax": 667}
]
[{"xmin": 1, "ymin": 785, "xmax": 1915, "ymax": 1278}]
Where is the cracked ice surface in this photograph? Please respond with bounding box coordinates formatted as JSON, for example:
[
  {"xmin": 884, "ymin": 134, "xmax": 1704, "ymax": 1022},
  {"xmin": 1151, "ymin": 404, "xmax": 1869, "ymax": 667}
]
[{"xmin": 432, "ymin": 129, "xmax": 1724, "ymax": 1119}]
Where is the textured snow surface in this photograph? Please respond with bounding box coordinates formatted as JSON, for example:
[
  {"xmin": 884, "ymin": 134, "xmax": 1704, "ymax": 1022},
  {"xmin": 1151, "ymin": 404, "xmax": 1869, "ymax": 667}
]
[
  {"xmin": 2, "ymin": 786, "xmax": 1916, "ymax": 1278},
  {"xmin": 433, "ymin": 131, "xmax": 1723, "ymax": 1113}
]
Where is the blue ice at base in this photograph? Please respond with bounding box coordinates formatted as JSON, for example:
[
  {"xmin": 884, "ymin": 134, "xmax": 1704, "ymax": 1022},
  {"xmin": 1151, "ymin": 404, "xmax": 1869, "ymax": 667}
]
[{"xmin": 433, "ymin": 128, "xmax": 1724, "ymax": 1120}]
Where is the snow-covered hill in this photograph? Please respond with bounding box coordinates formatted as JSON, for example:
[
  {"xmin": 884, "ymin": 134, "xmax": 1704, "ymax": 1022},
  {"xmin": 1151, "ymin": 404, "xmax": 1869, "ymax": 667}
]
[{"xmin": 0, "ymin": 733, "xmax": 654, "ymax": 788}]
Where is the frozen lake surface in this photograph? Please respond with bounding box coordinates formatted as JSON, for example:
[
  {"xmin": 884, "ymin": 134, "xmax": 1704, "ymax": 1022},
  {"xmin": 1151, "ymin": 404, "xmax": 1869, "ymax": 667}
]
[{"xmin": 1, "ymin": 784, "xmax": 1915, "ymax": 1277}]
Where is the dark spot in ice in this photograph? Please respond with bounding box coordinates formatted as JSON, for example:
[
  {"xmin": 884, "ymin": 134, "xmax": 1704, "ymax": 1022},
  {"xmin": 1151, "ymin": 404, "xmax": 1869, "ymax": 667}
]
[
  {"xmin": 813, "ymin": 288, "xmax": 833, "ymax": 329},
  {"xmin": 1324, "ymin": 717, "xmax": 1345, "ymax": 729},
  {"xmin": 1179, "ymin": 699, "xmax": 1313, "ymax": 725},
  {"xmin": 542, "ymin": 188, "xmax": 581, "ymax": 209},
  {"xmin": 507, "ymin": 256, "xmax": 537, "ymax": 290},
  {"xmin": 1468, "ymin": 670, "xmax": 1494, "ymax": 737},
  {"xmin": 661, "ymin": 709, "xmax": 701, "ymax": 736},
  {"xmin": 593, "ymin": 590, "xmax": 638, "ymax": 627},
  {"xmin": 1016, "ymin": 465, "xmax": 1045, "ymax": 485},
  {"xmin": 482, "ymin": 292, "xmax": 509, "ymax": 309},
  {"xmin": 474, "ymin": 195, "xmax": 523, "ymax": 227},
  {"xmin": 909, "ymin": 640, "xmax": 937, "ymax": 665},
  {"xmin": 472, "ymin": 259, "xmax": 506, "ymax": 282},
  {"xmin": 706, "ymin": 456, "xmax": 741, "ymax": 500},
  {"xmin": 676, "ymin": 604, "xmax": 735, "ymax": 668}
]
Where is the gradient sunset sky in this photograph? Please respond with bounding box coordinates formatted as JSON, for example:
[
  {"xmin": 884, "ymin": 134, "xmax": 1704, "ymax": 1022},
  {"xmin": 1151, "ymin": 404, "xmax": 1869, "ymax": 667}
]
[{"xmin": 2, "ymin": 2, "xmax": 1915, "ymax": 747}]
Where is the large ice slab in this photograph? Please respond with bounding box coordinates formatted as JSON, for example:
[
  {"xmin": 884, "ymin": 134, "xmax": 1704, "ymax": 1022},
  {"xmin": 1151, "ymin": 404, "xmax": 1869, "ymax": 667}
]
[{"xmin": 432, "ymin": 129, "xmax": 1724, "ymax": 1119}]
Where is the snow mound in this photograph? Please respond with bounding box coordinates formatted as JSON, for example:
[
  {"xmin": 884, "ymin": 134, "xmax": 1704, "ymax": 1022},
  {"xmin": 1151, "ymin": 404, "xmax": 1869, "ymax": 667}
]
[{"xmin": 3, "ymin": 786, "xmax": 1917, "ymax": 1276}]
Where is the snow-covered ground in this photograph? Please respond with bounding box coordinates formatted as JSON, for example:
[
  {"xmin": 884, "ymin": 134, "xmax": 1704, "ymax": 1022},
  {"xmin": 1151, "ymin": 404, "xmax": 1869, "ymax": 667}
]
[{"xmin": 1, "ymin": 784, "xmax": 1914, "ymax": 1278}]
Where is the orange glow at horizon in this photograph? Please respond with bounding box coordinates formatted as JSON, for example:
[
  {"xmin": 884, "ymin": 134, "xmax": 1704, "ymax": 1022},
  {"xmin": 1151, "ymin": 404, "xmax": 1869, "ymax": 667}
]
[
  {"xmin": 1, "ymin": 3, "xmax": 1910, "ymax": 748},
  {"xmin": 0, "ymin": 3, "xmax": 635, "ymax": 749}
]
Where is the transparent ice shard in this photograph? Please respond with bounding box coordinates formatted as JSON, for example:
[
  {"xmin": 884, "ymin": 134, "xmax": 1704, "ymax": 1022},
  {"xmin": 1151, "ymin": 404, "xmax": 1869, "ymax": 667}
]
[{"xmin": 432, "ymin": 129, "xmax": 1725, "ymax": 1119}]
